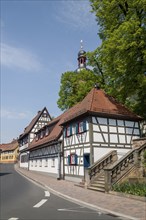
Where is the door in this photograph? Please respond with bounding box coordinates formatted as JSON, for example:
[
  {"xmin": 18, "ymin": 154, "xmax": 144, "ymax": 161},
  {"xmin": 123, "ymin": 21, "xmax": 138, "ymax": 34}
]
[{"xmin": 83, "ymin": 153, "xmax": 90, "ymax": 168}]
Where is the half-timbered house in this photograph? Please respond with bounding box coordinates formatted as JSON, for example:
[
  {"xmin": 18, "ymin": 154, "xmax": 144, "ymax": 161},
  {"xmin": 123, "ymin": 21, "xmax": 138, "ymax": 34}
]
[
  {"xmin": 60, "ymin": 85, "xmax": 142, "ymax": 182},
  {"xmin": 28, "ymin": 115, "xmax": 63, "ymax": 178},
  {"xmin": 27, "ymin": 104, "xmax": 86, "ymax": 178},
  {"xmin": 19, "ymin": 107, "xmax": 52, "ymax": 168}
]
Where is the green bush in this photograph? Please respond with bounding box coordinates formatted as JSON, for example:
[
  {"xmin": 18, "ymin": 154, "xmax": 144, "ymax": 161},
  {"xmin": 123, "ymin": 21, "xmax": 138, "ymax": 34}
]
[{"xmin": 112, "ymin": 182, "xmax": 146, "ymax": 197}]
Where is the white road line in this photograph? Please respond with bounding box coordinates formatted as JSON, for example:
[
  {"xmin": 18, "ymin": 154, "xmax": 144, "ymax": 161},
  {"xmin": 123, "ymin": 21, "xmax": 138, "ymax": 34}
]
[
  {"xmin": 8, "ymin": 218, "xmax": 19, "ymax": 220},
  {"xmin": 33, "ymin": 199, "xmax": 48, "ymax": 208},
  {"xmin": 45, "ymin": 190, "xmax": 50, "ymax": 197}
]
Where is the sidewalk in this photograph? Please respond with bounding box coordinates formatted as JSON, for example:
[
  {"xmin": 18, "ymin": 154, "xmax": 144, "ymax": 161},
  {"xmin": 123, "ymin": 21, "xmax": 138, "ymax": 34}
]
[{"xmin": 15, "ymin": 164, "xmax": 146, "ymax": 220}]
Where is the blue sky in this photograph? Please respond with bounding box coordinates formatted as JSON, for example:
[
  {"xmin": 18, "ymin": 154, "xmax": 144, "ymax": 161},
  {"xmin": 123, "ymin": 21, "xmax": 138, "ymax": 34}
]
[{"xmin": 1, "ymin": 0, "xmax": 101, "ymax": 143}]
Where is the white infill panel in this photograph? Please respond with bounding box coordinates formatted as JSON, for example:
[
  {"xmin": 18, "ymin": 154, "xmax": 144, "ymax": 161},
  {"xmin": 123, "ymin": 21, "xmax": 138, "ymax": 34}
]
[
  {"xmin": 119, "ymin": 135, "xmax": 126, "ymax": 144},
  {"xmin": 93, "ymin": 133, "xmax": 104, "ymax": 142},
  {"xmin": 103, "ymin": 133, "xmax": 108, "ymax": 142},
  {"xmin": 110, "ymin": 134, "xmax": 118, "ymax": 143}
]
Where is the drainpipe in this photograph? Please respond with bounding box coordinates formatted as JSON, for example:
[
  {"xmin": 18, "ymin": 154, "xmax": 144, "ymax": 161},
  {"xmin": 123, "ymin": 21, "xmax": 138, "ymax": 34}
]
[
  {"xmin": 57, "ymin": 143, "xmax": 61, "ymax": 180},
  {"xmin": 57, "ymin": 152, "xmax": 61, "ymax": 180},
  {"xmin": 89, "ymin": 116, "xmax": 94, "ymax": 165},
  {"xmin": 27, "ymin": 151, "xmax": 30, "ymax": 171}
]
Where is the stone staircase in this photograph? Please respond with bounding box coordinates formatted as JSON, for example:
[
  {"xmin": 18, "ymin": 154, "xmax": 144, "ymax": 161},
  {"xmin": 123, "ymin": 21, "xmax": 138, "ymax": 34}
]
[
  {"xmin": 87, "ymin": 138, "xmax": 146, "ymax": 193},
  {"xmin": 88, "ymin": 173, "xmax": 105, "ymax": 192},
  {"xmin": 87, "ymin": 150, "xmax": 118, "ymax": 192}
]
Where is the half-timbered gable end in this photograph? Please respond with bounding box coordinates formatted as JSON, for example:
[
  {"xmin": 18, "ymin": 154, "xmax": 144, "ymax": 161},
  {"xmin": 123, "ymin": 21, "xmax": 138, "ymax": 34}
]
[
  {"xmin": 18, "ymin": 107, "xmax": 52, "ymax": 168},
  {"xmin": 61, "ymin": 86, "xmax": 142, "ymax": 182}
]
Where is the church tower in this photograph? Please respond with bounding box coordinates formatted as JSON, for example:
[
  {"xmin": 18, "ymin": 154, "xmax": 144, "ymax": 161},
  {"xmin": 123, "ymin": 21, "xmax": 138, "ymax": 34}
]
[{"xmin": 76, "ymin": 40, "xmax": 87, "ymax": 72}]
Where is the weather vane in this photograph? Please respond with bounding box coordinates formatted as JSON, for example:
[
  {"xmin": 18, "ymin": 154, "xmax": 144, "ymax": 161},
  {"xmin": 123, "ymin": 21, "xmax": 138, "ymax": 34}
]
[{"xmin": 80, "ymin": 40, "xmax": 83, "ymax": 50}]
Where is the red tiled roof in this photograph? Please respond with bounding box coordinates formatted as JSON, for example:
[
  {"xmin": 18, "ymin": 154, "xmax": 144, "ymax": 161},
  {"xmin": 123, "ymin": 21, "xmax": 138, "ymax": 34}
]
[
  {"xmin": 28, "ymin": 104, "xmax": 80, "ymax": 150},
  {"xmin": 0, "ymin": 139, "xmax": 18, "ymax": 152},
  {"xmin": 19, "ymin": 107, "xmax": 51, "ymax": 139},
  {"xmin": 62, "ymin": 88, "xmax": 142, "ymax": 124},
  {"xmin": 28, "ymin": 87, "xmax": 142, "ymax": 151}
]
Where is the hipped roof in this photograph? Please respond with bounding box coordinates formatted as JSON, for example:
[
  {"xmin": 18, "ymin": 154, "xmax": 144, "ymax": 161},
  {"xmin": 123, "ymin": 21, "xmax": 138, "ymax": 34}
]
[
  {"xmin": 61, "ymin": 87, "xmax": 142, "ymax": 124},
  {"xmin": 29, "ymin": 87, "xmax": 142, "ymax": 151}
]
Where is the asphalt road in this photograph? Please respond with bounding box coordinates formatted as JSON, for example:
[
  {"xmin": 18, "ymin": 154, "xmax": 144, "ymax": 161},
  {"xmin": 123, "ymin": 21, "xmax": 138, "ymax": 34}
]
[{"xmin": 0, "ymin": 164, "xmax": 119, "ymax": 220}]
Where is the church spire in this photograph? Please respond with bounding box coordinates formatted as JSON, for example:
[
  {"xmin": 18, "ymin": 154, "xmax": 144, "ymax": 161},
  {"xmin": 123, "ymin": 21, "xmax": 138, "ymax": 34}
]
[{"xmin": 77, "ymin": 40, "xmax": 86, "ymax": 72}]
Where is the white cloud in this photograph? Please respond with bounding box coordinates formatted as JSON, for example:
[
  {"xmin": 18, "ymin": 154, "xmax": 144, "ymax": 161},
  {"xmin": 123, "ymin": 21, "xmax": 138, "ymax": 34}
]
[
  {"xmin": 1, "ymin": 109, "xmax": 31, "ymax": 119},
  {"xmin": 54, "ymin": 1, "xmax": 96, "ymax": 30},
  {"xmin": 0, "ymin": 43, "xmax": 42, "ymax": 72}
]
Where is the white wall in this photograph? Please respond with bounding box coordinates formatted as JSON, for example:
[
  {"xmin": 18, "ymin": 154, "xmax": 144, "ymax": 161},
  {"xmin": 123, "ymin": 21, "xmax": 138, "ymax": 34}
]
[
  {"xmin": 93, "ymin": 147, "xmax": 130, "ymax": 162},
  {"xmin": 29, "ymin": 158, "xmax": 58, "ymax": 175}
]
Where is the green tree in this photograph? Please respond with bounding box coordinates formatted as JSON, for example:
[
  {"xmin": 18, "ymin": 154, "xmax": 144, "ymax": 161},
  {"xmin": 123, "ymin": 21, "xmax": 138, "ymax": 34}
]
[
  {"xmin": 57, "ymin": 69, "xmax": 98, "ymax": 111},
  {"xmin": 89, "ymin": 0, "xmax": 146, "ymax": 118}
]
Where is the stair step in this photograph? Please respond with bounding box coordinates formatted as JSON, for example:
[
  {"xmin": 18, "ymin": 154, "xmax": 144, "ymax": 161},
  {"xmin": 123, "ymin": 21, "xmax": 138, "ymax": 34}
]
[
  {"xmin": 94, "ymin": 179, "xmax": 105, "ymax": 182},
  {"xmin": 90, "ymin": 183, "xmax": 105, "ymax": 188},
  {"xmin": 97, "ymin": 176, "xmax": 105, "ymax": 180},
  {"xmin": 88, "ymin": 186, "xmax": 105, "ymax": 192}
]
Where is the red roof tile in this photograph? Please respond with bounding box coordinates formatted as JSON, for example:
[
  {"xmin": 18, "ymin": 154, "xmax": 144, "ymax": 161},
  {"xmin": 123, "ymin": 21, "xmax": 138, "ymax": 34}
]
[
  {"xmin": 28, "ymin": 87, "xmax": 142, "ymax": 151},
  {"xmin": 0, "ymin": 139, "xmax": 18, "ymax": 152},
  {"xmin": 62, "ymin": 88, "xmax": 142, "ymax": 124}
]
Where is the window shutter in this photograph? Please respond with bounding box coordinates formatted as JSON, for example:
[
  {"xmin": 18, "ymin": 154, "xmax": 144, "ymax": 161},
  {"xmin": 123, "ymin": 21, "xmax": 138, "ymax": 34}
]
[
  {"xmin": 76, "ymin": 124, "xmax": 78, "ymax": 134},
  {"xmin": 70, "ymin": 126, "xmax": 72, "ymax": 135},
  {"xmin": 63, "ymin": 128, "xmax": 67, "ymax": 137},
  {"xmin": 75, "ymin": 154, "xmax": 78, "ymax": 165},
  {"xmin": 83, "ymin": 120, "xmax": 87, "ymax": 131},
  {"xmin": 67, "ymin": 155, "xmax": 71, "ymax": 165}
]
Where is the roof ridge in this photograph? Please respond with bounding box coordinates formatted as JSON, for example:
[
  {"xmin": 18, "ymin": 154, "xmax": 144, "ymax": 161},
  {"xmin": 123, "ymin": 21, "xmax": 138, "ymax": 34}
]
[{"xmin": 89, "ymin": 88, "xmax": 96, "ymax": 111}]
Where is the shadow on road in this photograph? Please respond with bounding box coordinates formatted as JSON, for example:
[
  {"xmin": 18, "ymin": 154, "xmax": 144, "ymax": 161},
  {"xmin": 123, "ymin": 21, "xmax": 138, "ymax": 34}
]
[{"xmin": 0, "ymin": 172, "xmax": 12, "ymax": 176}]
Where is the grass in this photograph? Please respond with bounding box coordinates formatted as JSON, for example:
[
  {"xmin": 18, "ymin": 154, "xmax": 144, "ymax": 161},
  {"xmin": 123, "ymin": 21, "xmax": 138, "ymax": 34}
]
[{"xmin": 112, "ymin": 182, "xmax": 146, "ymax": 197}]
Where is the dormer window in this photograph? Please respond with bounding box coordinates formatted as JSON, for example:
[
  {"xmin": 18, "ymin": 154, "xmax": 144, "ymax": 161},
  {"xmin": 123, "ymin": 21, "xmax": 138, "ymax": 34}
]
[
  {"xmin": 45, "ymin": 127, "xmax": 49, "ymax": 136},
  {"xmin": 36, "ymin": 132, "xmax": 40, "ymax": 141},
  {"xmin": 40, "ymin": 130, "xmax": 44, "ymax": 139}
]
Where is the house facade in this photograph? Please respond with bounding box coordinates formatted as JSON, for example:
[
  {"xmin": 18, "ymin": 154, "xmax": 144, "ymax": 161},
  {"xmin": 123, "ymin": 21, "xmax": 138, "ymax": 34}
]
[
  {"xmin": 18, "ymin": 107, "xmax": 52, "ymax": 169},
  {"xmin": 0, "ymin": 139, "xmax": 19, "ymax": 163},
  {"xmin": 61, "ymin": 86, "xmax": 142, "ymax": 182},
  {"xmin": 28, "ymin": 115, "xmax": 64, "ymax": 178}
]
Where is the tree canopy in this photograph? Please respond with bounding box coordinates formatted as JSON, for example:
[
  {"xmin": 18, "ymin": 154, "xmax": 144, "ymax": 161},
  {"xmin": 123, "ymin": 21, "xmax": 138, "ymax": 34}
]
[
  {"xmin": 88, "ymin": 0, "xmax": 146, "ymax": 118},
  {"xmin": 57, "ymin": 0, "xmax": 146, "ymax": 119},
  {"xmin": 57, "ymin": 69, "xmax": 99, "ymax": 111}
]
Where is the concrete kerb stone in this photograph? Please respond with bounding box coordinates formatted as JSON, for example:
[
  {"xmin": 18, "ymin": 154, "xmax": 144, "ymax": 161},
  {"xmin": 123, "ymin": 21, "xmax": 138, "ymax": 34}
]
[{"xmin": 15, "ymin": 165, "xmax": 139, "ymax": 220}]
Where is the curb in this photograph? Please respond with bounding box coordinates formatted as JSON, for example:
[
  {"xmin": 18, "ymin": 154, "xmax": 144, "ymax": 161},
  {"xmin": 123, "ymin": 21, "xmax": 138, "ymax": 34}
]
[
  {"xmin": 15, "ymin": 166, "xmax": 140, "ymax": 220},
  {"xmin": 109, "ymin": 191, "xmax": 146, "ymax": 202}
]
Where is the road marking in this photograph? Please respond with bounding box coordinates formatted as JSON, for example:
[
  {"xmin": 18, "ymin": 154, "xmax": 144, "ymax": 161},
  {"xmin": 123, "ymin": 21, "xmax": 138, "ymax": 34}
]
[
  {"xmin": 45, "ymin": 190, "xmax": 50, "ymax": 197},
  {"xmin": 33, "ymin": 199, "xmax": 48, "ymax": 208},
  {"xmin": 8, "ymin": 218, "xmax": 19, "ymax": 220}
]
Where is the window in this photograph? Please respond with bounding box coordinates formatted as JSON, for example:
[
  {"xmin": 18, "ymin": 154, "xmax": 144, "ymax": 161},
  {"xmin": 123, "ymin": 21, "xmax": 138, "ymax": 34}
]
[
  {"xmin": 44, "ymin": 159, "xmax": 48, "ymax": 167},
  {"xmin": 68, "ymin": 154, "xmax": 78, "ymax": 165},
  {"xmin": 36, "ymin": 132, "xmax": 40, "ymax": 141},
  {"xmin": 40, "ymin": 130, "xmax": 44, "ymax": 139},
  {"xmin": 76, "ymin": 120, "xmax": 87, "ymax": 134},
  {"xmin": 39, "ymin": 159, "xmax": 42, "ymax": 167},
  {"xmin": 51, "ymin": 158, "xmax": 55, "ymax": 167},
  {"xmin": 45, "ymin": 127, "xmax": 49, "ymax": 136},
  {"xmin": 64, "ymin": 126, "xmax": 72, "ymax": 137}
]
